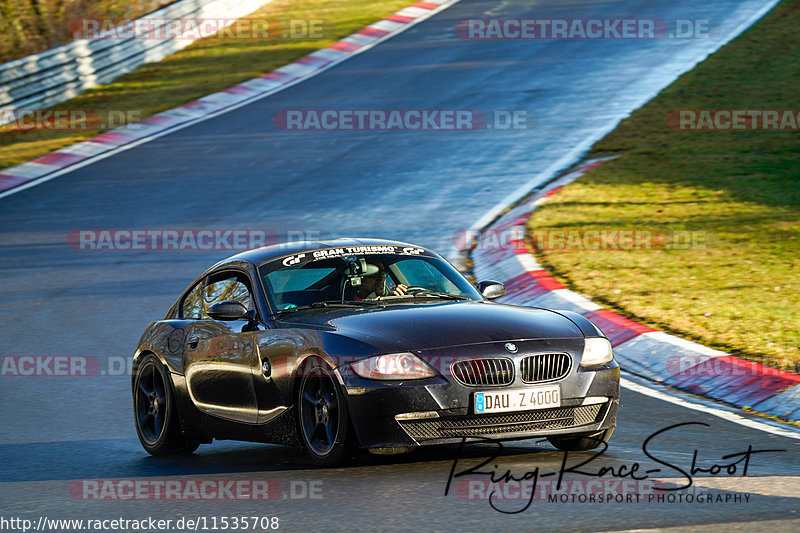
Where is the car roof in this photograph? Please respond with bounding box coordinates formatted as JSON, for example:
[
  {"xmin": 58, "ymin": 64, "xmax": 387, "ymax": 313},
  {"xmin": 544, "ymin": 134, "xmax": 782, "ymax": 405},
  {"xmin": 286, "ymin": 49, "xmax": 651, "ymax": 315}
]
[{"xmin": 214, "ymin": 237, "xmax": 437, "ymax": 268}]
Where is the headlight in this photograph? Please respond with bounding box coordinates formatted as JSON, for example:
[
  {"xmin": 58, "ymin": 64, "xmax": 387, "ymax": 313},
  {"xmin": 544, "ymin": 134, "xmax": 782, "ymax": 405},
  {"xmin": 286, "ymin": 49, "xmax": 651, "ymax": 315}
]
[
  {"xmin": 351, "ymin": 353, "xmax": 436, "ymax": 380},
  {"xmin": 580, "ymin": 337, "xmax": 614, "ymax": 366}
]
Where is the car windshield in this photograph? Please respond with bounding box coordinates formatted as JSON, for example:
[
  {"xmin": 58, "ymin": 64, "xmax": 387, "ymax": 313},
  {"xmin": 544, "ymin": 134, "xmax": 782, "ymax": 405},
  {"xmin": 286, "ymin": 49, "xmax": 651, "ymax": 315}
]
[{"xmin": 258, "ymin": 247, "xmax": 483, "ymax": 312}]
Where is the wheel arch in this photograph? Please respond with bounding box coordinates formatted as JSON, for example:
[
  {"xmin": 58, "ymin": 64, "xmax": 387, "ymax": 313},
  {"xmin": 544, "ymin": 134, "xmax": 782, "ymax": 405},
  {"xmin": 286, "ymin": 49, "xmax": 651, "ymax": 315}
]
[
  {"xmin": 132, "ymin": 349, "xmax": 194, "ymax": 442},
  {"xmin": 131, "ymin": 348, "xmax": 179, "ymax": 391}
]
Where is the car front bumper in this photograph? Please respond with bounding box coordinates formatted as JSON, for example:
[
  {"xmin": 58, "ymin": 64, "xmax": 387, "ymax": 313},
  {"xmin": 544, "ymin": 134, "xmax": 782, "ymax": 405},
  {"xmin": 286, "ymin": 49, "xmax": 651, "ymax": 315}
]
[{"xmin": 337, "ymin": 340, "xmax": 620, "ymax": 449}]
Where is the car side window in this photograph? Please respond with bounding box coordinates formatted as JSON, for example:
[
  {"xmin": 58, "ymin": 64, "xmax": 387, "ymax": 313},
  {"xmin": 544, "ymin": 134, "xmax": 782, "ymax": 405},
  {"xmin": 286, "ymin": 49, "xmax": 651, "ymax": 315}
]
[
  {"xmin": 204, "ymin": 272, "xmax": 253, "ymax": 312},
  {"xmin": 182, "ymin": 281, "xmax": 205, "ymax": 319}
]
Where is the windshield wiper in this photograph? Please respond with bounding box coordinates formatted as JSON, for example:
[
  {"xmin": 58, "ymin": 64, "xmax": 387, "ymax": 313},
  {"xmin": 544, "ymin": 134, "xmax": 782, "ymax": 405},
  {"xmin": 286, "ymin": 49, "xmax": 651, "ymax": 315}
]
[
  {"xmin": 275, "ymin": 300, "xmax": 380, "ymax": 315},
  {"xmin": 380, "ymin": 291, "xmax": 470, "ymax": 301},
  {"xmin": 411, "ymin": 291, "xmax": 471, "ymax": 301}
]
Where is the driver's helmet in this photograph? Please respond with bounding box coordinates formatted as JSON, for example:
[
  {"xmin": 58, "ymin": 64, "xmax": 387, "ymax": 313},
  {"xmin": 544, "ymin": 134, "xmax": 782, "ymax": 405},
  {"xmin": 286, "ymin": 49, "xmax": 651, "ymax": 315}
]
[{"xmin": 343, "ymin": 258, "xmax": 392, "ymax": 299}]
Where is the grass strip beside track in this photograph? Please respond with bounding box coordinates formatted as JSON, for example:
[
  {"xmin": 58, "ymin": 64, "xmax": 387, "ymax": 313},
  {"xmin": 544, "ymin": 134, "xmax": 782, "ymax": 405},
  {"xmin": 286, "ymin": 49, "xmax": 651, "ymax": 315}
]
[
  {"xmin": 527, "ymin": 0, "xmax": 799, "ymax": 370},
  {"xmin": 0, "ymin": 1, "xmax": 177, "ymax": 62},
  {"xmin": 0, "ymin": 0, "xmax": 412, "ymax": 170}
]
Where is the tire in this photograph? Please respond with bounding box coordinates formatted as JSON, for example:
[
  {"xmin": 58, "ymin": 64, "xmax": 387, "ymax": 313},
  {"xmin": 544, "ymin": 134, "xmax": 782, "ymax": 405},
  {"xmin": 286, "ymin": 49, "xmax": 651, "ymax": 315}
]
[
  {"xmin": 182, "ymin": 438, "xmax": 201, "ymax": 454},
  {"xmin": 547, "ymin": 428, "xmax": 614, "ymax": 452},
  {"xmin": 296, "ymin": 358, "xmax": 351, "ymax": 466},
  {"xmin": 133, "ymin": 354, "xmax": 197, "ymax": 455}
]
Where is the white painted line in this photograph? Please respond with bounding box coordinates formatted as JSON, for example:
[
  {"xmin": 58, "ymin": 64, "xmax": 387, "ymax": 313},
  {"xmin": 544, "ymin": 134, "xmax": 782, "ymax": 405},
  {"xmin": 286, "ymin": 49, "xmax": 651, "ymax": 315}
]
[
  {"xmin": 245, "ymin": 78, "xmax": 284, "ymax": 91},
  {"xmin": 527, "ymin": 289, "xmax": 603, "ymax": 314},
  {"xmin": 614, "ymin": 331, "xmax": 728, "ymax": 382},
  {"xmin": 310, "ymin": 48, "xmax": 347, "ymax": 62},
  {"xmin": 752, "ymin": 384, "xmax": 800, "ymax": 421},
  {"xmin": 397, "ymin": 7, "xmax": 431, "ymax": 18},
  {"xmin": 0, "ymin": 0, "xmax": 464, "ymax": 200},
  {"xmin": 342, "ymin": 33, "xmax": 378, "ymax": 46},
  {"xmin": 3, "ymin": 161, "xmax": 56, "ymax": 178},
  {"xmin": 516, "ymin": 252, "xmax": 542, "ymax": 272},
  {"xmin": 617, "ymin": 330, "xmax": 729, "ymax": 358},
  {"xmin": 276, "ymin": 62, "xmax": 320, "ymax": 77},
  {"xmin": 114, "ymin": 124, "xmax": 165, "ymax": 139},
  {"xmin": 621, "ymin": 372, "xmax": 800, "ymax": 440},
  {"xmin": 165, "ymin": 106, "xmax": 207, "ymax": 119},
  {"xmin": 548, "ymin": 288, "xmax": 603, "ymax": 312},
  {"xmin": 197, "ymin": 92, "xmax": 240, "ymax": 106},
  {"xmin": 371, "ymin": 20, "xmax": 406, "ymax": 33},
  {"xmin": 57, "ymin": 142, "xmax": 109, "ymax": 157},
  {"xmin": 235, "ymin": 78, "xmax": 278, "ymax": 92}
]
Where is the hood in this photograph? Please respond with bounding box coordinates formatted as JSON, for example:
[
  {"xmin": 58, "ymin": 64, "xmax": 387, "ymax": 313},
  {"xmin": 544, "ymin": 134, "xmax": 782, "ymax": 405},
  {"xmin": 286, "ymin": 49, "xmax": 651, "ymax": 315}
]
[{"xmin": 278, "ymin": 301, "xmax": 584, "ymax": 352}]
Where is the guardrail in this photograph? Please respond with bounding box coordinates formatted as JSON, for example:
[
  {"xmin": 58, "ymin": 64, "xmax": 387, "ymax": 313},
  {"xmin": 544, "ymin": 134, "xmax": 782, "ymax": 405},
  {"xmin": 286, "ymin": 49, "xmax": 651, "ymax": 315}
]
[{"xmin": 0, "ymin": 0, "xmax": 275, "ymax": 124}]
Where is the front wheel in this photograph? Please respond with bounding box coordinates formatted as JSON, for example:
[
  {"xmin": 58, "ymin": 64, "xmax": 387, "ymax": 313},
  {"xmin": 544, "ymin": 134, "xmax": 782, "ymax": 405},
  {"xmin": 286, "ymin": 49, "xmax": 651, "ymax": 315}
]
[
  {"xmin": 297, "ymin": 358, "xmax": 351, "ymax": 465},
  {"xmin": 133, "ymin": 354, "xmax": 195, "ymax": 455},
  {"xmin": 547, "ymin": 428, "xmax": 614, "ymax": 452}
]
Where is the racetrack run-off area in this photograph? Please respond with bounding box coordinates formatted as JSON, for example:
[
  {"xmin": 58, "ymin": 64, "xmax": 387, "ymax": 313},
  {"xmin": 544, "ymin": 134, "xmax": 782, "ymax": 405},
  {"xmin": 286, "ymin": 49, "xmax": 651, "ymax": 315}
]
[{"xmin": 471, "ymin": 159, "xmax": 800, "ymax": 423}]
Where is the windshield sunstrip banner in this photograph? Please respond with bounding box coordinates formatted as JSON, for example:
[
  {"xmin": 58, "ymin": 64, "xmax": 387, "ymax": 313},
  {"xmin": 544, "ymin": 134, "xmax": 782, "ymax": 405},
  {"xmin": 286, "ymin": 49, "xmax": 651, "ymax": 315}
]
[{"xmin": 276, "ymin": 246, "xmax": 433, "ymax": 268}]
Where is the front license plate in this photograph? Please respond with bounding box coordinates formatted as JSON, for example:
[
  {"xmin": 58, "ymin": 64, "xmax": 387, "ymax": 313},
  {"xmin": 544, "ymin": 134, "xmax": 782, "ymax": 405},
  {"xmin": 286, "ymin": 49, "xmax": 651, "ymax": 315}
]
[{"xmin": 474, "ymin": 385, "xmax": 560, "ymax": 414}]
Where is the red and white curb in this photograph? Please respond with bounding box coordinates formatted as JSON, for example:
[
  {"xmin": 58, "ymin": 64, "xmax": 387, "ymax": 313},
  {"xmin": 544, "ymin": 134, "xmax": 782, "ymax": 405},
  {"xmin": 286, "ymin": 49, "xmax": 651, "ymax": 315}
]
[
  {"xmin": 471, "ymin": 159, "xmax": 800, "ymax": 423},
  {"xmin": 0, "ymin": 0, "xmax": 460, "ymax": 198}
]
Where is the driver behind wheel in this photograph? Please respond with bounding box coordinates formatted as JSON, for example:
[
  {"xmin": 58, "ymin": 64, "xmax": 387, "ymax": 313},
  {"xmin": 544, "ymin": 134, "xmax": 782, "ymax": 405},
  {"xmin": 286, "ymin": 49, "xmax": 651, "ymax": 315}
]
[{"xmin": 352, "ymin": 262, "xmax": 408, "ymax": 301}]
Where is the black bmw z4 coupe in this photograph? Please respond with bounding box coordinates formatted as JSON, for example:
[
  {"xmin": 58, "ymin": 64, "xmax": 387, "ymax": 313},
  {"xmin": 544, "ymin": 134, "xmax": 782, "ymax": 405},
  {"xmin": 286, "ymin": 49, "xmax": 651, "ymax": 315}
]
[{"xmin": 132, "ymin": 238, "xmax": 619, "ymax": 464}]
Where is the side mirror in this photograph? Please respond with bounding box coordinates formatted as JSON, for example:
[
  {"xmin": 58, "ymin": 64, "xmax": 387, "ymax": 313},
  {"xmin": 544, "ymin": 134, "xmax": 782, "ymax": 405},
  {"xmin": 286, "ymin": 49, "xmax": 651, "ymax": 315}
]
[
  {"xmin": 477, "ymin": 280, "xmax": 506, "ymax": 300},
  {"xmin": 208, "ymin": 300, "xmax": 248, "ymax": 321}
]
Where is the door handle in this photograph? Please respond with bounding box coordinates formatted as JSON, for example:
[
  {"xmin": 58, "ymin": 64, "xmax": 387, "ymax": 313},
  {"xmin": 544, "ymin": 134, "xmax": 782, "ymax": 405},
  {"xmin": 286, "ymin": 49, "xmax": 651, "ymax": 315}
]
[
  {"xmin": 262, "ymin": 358, "xmax": 271, "ymax": 378},
  {"xmin": 188, "ymin": 336, "xmax": 201, "ymax": 350}
]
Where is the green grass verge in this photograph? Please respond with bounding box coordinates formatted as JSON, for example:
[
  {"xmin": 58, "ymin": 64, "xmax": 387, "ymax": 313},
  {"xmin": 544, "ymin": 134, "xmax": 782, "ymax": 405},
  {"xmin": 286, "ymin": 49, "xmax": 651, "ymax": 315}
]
[
  {"xmin": 0, "ymin": 0, "xmax": 412, "ymax": 170},
  {"xmin": 527, "ymin": 0, "xmax": 800, "ymax": 370},
  {"xmin": 0, "ymin": 1, "xmax": 176, "ymax": 62}
]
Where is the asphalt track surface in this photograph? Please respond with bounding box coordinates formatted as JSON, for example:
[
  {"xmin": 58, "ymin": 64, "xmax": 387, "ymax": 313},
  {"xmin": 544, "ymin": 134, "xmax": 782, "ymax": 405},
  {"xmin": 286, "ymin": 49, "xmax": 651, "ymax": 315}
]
[{"xmin": 1, "ymin": 0, "xmax": 798, "ymax": 531}]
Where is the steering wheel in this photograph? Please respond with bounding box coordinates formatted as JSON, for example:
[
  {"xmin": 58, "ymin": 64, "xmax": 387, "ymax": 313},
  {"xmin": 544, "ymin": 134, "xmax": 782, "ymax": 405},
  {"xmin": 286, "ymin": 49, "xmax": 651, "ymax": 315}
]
[{"xmin": 400, "ymin": 286, "xmax": 427, "ymax": 295}]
